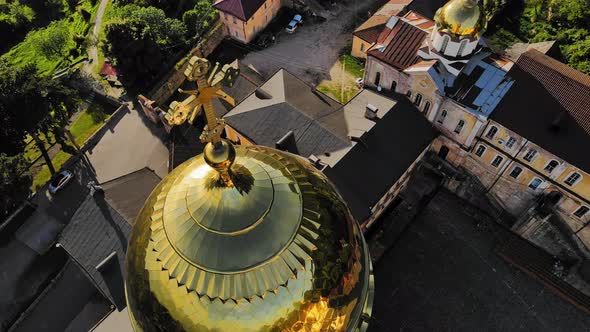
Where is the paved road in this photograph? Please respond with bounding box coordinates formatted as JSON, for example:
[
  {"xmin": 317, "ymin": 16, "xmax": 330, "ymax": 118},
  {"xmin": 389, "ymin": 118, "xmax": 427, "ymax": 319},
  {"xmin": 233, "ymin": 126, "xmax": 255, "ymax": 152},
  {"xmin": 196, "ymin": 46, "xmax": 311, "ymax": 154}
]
[
  {"xmin": 240, "ymin": 0, "xmax": 382, "ymax": 84},
  {"xmin": 369, "ymin": 190, "xmax": 590, "ymax": 332},
  {"xmin": 83, "ymin": 0, "xmax": 110, "ymax": 74},
  {"xmin": 1, "ymin": 103, "xmax": 169, "ymax": 330}
]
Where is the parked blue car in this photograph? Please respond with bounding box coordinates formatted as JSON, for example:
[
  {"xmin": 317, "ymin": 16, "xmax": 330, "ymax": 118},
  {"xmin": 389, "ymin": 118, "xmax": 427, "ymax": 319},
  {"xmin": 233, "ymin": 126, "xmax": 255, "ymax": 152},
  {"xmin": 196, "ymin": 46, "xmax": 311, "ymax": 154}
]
[{"xmin": 286, "ymin": 14, "xmax": 303, "ymax": 33}]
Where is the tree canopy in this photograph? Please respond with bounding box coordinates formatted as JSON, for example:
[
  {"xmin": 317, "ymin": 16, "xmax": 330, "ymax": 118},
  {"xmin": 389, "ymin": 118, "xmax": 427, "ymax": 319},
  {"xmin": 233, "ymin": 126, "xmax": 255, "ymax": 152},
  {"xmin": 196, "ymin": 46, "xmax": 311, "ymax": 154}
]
[
  {"xmin": 105, "ymin": 5, "xmax": 188, "ymax": 88},
  {"xmin": 0, "ymin": 153, "xmax": 31, "ymax": 220},
  {"xmin": 0, "ymin": 60, "xmax": 78, "ymax": 154},
  {"xmin": 486, "ymin": 0, "xmax": 590, "ymax": 74}
]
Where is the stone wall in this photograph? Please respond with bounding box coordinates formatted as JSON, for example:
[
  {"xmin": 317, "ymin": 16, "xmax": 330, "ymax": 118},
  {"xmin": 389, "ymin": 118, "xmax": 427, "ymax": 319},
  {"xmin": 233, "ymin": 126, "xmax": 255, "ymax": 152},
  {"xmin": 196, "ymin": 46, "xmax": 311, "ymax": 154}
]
[{"xmin": 148, "ymin": 21, "xmax": 228, "ymax": 106}]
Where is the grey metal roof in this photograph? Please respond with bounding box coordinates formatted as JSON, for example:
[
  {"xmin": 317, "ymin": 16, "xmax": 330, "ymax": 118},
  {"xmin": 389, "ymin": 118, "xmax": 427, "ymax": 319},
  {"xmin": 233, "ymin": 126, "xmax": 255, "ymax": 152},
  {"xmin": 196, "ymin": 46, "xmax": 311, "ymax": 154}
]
[
  {"xmin": 59, "ymin": 194, "xmax": 131, "ymax": 309},
  {"xmin": 324, "ymin": 98, "xmax": 438, "ymax": 222},
  {"xmin": 224, "ymin": 69, "xmax": 350, "ymax": 157},
  {"xmin": 101, "ymin": 168, "xmax": 161, "ymax": 224}
]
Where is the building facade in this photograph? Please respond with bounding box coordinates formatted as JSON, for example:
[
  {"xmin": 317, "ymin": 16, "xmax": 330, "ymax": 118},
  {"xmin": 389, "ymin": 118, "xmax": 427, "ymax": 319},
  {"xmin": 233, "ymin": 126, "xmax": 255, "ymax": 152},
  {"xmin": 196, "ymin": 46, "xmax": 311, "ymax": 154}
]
[
  {"xmin": 214, "ymin": 0, "xmax": 281, "ymax": 43},
  {"xmin": 360, "ymin": 0, "xmax": 590, "ymax": 252}
]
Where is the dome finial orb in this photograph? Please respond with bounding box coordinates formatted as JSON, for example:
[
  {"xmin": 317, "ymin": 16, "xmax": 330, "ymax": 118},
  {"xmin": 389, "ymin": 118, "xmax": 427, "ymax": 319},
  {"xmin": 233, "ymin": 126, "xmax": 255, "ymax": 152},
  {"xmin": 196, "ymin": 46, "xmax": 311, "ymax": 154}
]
[
  {"xmin": 125, "ymin": 57, "xmax": 374, "ymax": 331},
  {"xmin": 434, "ymin": 0, "xmax": 485, "ymax": 38}
]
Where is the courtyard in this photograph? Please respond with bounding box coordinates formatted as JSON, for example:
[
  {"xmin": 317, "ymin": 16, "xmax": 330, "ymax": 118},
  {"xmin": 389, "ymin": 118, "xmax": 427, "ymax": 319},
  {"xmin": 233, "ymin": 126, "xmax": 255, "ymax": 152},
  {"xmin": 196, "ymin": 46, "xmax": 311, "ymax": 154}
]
[{"xmin": 369, "ymin": 190, "xmax": 590, "ymax": 331}]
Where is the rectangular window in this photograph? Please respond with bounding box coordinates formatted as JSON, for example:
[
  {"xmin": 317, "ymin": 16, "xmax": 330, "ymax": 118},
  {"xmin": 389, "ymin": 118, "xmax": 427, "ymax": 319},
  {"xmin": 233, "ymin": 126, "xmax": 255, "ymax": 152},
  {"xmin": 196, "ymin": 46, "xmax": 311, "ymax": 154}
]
[
  {"xmin": 506, "ymin": 137, "xmax": 516, "ymax": 149},
  {"xmin": 491, "ymin": 155, "xmax": 504, "ymax": 167},
  {"xmin": 528, "ymin": 178, "xmax": 543, "ymax": 190},
  {"xmin": 564, "ymin": 172, "xmax": 582, "ymax": 186},
  {"xmin": 360, "ymin": 43, "xmax": 365, "ymax": 52},
  {"xmin": 233, "ymin": 16, "xmax": 237, "ymax": 24},
  {"xmin": 475, "ymin": 145, "xmax": 486, "ymax": 157},
  {"xmin": 265, "ymin": 3, "xmax": 267, "ymax": 9},
  {"xmin": 523, "ymin": 148, "xmax": 537, "ymax": 162},
  {"xmin": 509, "ymin": 166, "xmax": 522, "ymax": 179},
  {"xmin": 574, "ymin": 206, "xmax": 589, "ymax": 218}
]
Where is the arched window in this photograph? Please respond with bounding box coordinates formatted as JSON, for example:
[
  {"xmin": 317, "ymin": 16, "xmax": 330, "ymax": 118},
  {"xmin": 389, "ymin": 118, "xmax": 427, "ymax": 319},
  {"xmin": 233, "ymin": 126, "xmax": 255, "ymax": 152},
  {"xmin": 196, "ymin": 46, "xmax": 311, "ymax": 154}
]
[
  {"xmin": 374, "ymin": 72, "xmax": 381, "ymax": 86},
  {"xmin": 391, "ymin": 81, "xmax": 397, "ymax": 92},
  {"xmin": 509, "ymin": 166, "xmax": 523, "ymax": 178},
  {"xmin": 475, "ymin": 145, "xmax": 486, "ymax": 157},
  {"xmin": 523, "ymin": 148, "xmax": 537, "ymax": 162},
  {"xmin": 457, "ymin": 39, "xmax": 468, "ymax": 56},
  {"xmin": 486, "ymin": 126, "xmax": 498, "ymax": 139},
  {"xmin": 440, "ymin": 35, "xmax": 450, "ymax": 53},
  {"xmin": 423, "ymin": 101, "xmax": 431, "ymax": 114},
  {"xmin": 454, "ymin": 120, "xmax": 465, "ymax": 134},
  {"xmin": 529, "ymin": 178, "xmax": 543, "ymax": 190},
  {"xmin": 574, "ymin": 206, "xmax": 589, "ymax": 218},
  {"xmin": 544, "ymin": 160, "xmax": 559, "ymax": 173},
  {"xmin": 565, "ymin": 172, "xmax": 582, "ymax": 186},
  {"xmin": 438, "ymin": 110, "xmax": 447, "ymax": 124},
  {"xmin": 491, "ymin": 155, "xmax": 504, "ymax": 167},
  {"xmin": 414, "ymin": 93, "xmax": 423, "ymax": 106}
]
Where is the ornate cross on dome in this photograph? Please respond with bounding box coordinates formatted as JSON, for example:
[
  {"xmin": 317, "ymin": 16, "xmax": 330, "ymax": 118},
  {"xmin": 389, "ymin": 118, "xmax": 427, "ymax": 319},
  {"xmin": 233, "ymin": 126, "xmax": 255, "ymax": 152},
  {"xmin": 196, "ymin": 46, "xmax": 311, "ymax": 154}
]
[
  {"xmin": 165, "ymin": 56, "xmax": 239, "ymax": 144},
  {"xmin": 165, "ymin": 56, "xmax": 240, "ymax": 185}
]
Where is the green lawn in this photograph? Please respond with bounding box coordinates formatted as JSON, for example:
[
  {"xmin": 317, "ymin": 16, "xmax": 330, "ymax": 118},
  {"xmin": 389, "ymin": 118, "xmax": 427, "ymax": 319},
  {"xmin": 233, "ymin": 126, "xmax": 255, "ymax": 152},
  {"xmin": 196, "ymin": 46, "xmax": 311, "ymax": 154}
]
[
  {"xmin": 31, "ymin": 103, "xmax": 109, "ymax": 191},
  {"xmin": 340, "ymin": 54, "xmax": 365, "ymax": 78},
  {"xmin": 1, "ymin": 0, "xmax": 100, "ymax": 76}
]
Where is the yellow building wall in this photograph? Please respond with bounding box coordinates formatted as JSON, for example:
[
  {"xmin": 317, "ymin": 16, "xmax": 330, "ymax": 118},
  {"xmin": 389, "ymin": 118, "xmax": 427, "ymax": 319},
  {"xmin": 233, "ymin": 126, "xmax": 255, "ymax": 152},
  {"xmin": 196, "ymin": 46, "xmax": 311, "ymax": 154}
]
[
  {"xmin": 351, "ymin": 36, "xmax": 371, "ymax": 59},
  {"xmin": 435, "ymin": 99, "xmax": 482, "ymax": 149},
  {"xmin": 220, "ymin": 0, "xmax": 281, "ymax": 43}
]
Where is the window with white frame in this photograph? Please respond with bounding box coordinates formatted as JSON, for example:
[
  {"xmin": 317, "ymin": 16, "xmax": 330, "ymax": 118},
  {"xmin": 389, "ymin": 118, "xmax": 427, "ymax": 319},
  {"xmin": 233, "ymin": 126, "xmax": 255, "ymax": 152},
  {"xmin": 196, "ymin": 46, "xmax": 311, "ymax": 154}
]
[
  {"xmin": 360, "ymin": 43, "xmax": 365, "ymax": 52},
  {"xmin": 486, "ymin": 126, "xmax": 498, "ymax": 139},
  {"xmin": 475, "ymin": 145, "xmax": 486, "ymax": 157},
  {"xmin": 574, "ymin": 206, "xmax": 589, "ymax": 218},
  {"xmin": 506, "ymin": 137, "xmax": 516, "ymax": 149},
  {"xmin": 454, "ymin": 120, "xmax": 465, "ymax": 134},
  {"xmin": 233, "ymin": 16, "xmax": 237, "ymax": 24},
  {"xmin": 509, "ymin": 166, "xmax": 522, "ymax": 178},
  {"xmin": 424, "ymin": 101, "xmax": 431, "ymax": 114},
  {"xmin": 564, "ymin": 172, "xmax": 582, "ymax": 186},
  {"xmin": 528, "ymin": 178, "xmax": 543, "ymax": 190},
  {"xmin": 457, "ymin": 39, "xmax": 468, "ymax": 56},
  {"xmin": 544, "ymin": 160, "xmax": 559, "ymax": 173},
  {"xmin": 414, "ymin": 94, "xmax": 423, "ymax": 106},
  {"xmin": 491, "ymin": 155, "xmax": 504, "ymax": 167},
  {"xmin": 440, "ymin": 35, "xmax": 450, "ymax": 53},
  {"xmin": 438, "ymin": 110, "xmax": 447, "ymax": 124},
  {"xmin": 406, "ymin": 90, "xmax": 412, "ymax": 99},
  {"xmin": 523, "ymin": 148, "xmax": 537, "ymax": 162}
]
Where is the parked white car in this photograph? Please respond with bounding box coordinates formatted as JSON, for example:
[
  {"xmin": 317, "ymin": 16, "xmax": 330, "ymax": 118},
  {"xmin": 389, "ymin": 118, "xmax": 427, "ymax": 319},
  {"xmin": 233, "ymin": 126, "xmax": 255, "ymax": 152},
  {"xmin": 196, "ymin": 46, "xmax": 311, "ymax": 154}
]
[
  {"xmin": 286, "ymin": 14, "xmax": 303, "ymax": 33},
  {"xmin": 49, "ymin": 170, "xmax": 74, "ymax": 194}
]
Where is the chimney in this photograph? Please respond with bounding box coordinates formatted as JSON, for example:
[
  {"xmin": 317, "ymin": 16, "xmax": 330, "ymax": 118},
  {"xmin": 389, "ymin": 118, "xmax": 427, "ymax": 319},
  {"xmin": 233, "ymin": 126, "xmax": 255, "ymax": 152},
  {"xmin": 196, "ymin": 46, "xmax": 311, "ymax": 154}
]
[
  {"xmin": 365, "ymin": 104, "xmax": 378, "ymax": 120},
  {"xmin": 276, "ymin": 130, "xmax": 299, "ymax": 155},
  {"xmin": 550, "ymin": 110, "xmax": 566, "ymax": 131}
]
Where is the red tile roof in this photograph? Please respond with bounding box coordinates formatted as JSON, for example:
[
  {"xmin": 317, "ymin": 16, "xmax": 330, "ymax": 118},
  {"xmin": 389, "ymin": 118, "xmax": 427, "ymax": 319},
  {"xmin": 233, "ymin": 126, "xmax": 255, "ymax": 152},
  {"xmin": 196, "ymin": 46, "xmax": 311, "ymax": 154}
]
[
  {"xmin": 518, "ymin": 49, "xmax": 590, "ymax": 132},
  {"xmin": 368, "ymin": 19, "xmax": 427, "ymax": 70},
  {"xmin": 492, "ymin": 49, "xmax": 590, "ymax": 173},
  {"xmin": 354, "ymin": 23, "xmax": 387, "ymax": 43},
  {"xmin": 213, "ymin": 0, "xmax": 266, "ymax": 21}
]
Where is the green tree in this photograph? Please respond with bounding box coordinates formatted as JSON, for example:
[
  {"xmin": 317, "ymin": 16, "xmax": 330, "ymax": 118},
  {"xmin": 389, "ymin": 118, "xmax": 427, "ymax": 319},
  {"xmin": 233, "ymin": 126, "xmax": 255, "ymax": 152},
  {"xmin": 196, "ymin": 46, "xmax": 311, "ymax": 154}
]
[
  {"xmin": 0, "ymin": 153, "xmax": 32, "ymax": 219},
  {"xmin": 0, "ymin": 1, "xmax": 36, "ymax": 28},
  {"xmin": 105, "ymin": 5, "xmax": 188, "ymax": 88},
  {"xmin": 183, "ymin": 9, "xmax": 199, "ymax": 36},
  {"xmin": 29, "ymin": 21, "xmax": 71, "ymax": 60},
  {"xmin": 0, "ymin": 61, "xmax": 79, "ymax": 173}
]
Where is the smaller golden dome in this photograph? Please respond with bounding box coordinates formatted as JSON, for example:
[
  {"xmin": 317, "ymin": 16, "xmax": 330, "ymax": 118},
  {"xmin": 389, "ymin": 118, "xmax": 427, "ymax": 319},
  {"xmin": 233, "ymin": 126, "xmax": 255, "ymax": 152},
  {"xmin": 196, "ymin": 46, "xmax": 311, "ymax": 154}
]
[{"xmin": 434, "ymin": 0, "xmax": 485, "ymax": 37}]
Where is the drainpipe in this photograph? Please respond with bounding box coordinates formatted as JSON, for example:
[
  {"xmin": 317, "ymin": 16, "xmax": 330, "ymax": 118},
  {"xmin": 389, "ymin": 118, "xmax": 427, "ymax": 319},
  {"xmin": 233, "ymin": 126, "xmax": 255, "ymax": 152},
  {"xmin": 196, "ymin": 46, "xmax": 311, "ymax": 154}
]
[{"xmin": 486, "ymin": 137, "xmax": 529, "ymax": 193}]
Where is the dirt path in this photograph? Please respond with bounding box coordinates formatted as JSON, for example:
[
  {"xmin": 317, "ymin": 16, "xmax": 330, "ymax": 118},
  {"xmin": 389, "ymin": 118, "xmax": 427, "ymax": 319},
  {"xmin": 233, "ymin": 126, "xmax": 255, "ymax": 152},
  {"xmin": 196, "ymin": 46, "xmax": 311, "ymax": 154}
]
[{"xmin": 82, "ymin": 0, "xmax": 110, "ymax": 74}]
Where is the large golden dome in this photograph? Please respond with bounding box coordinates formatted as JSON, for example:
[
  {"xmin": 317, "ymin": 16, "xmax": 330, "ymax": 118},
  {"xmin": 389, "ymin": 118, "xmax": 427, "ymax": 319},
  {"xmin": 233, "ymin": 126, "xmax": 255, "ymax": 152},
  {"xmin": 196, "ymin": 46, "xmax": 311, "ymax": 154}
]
[
  {"xmin": 434, "ymin": 0, "xmax": 485, "ymax": 37},
  {"xmin": 125, "ymin": 142, "xmax": 374, "ymax": 331}
]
